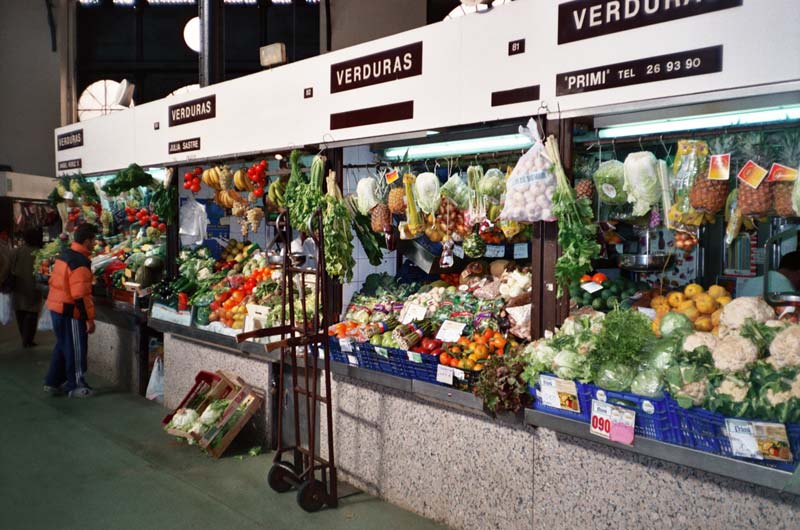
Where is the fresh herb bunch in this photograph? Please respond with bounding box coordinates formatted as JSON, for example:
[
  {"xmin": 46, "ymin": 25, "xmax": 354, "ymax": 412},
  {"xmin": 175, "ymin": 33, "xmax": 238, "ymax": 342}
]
[
  {"xmin": 285, "ymin": 150, "xmax": 306, "ymax": 223},
  {"xmin": 323, "ymin": 173, "xmax": 355, "ymax": 282},
  {"xmin": 545, "ymin": 135, "xmax": 601, "ymax": 297},
  {"xmin": 286, "ymin": 151, "xmax": 325, "ymax": 231},
  {"xmin": 344, "ymin": 195, "xmax": 384, "ymax": 266},
  {"xmin": 474, "ymin": 350, "xmax": 532, "ymax": 415},
  {"xmin": 103, "ymin": 164, "xmax": 155, "ymax": 196},
  {"xmin": 151, "ymin": 180, "xmax": 178, "ymax": 223},
  {"xmin": 592, "ymin": 307, "xmax": 654, "ymax": 369}
]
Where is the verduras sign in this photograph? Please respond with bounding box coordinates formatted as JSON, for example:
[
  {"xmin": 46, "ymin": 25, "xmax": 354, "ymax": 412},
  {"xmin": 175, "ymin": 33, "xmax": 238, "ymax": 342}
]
[
  {"xmin": 57, "ymin": 129, "xmax": 83, "ymax": 151},
  {"xmin": 168, "ymin": 95, "xmax": 216, "ymax": 127},
  {"xmin": 330, "ymin": 42, "xmax": 423, "ymax": 94},
  {"xmin": 557, "ymin": 0, "xmax": 743, "ymax": 44},
  {"xmin": 58, "ymin": 159, "xmax": 82, "ymax": 170}
]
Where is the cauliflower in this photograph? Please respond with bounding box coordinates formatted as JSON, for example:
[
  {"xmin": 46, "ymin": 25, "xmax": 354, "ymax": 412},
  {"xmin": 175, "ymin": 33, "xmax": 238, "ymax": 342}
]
[
  {"xmin": 717, "ymin": 377, "xmax": 749, "ymax": 402},
  {"xmin": 681, "ymin": 380, "xmax": 708, "ymax": 406},
  {"xmin": 768, "ymin": 325, "xmax": 800, "ymax": 369},
  {"xmin": 683, "ymin": 332, "xmax": 718, "ymax": 353},
  {"xmin": 719, "ymin": 297, "xmax": 775, "ymax": 330},
  {"xmin": 711, "ymin": 335, "xmax": 758, "ymax": 372},
  {"xmin": 765, "ymin": 376, "xmax": 800, "ymax": 406},
  {"xmin": 168, "ymin": 408, "xmax": 199, "ymax": 431}
]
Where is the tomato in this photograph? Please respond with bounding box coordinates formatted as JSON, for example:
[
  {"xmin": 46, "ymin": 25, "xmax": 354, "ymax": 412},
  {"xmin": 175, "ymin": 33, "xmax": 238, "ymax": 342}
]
[
  {"xmin": 253, "ymin": 187, "xmax": 264, "ymax": 198},
  {"xmin": 184, "ymin": 172, "xmax": 193, "ymax": 181},
  {"xmin": 580, "ymin": 274, "xmax": 592, "ymax": 283},
  {"xmin": 194, "ymin": 166, "xmax": 203, "ymax": 175},
  {"xmin": 448, "ymin": 358, "xmax": 461, "ymax": 368},
  {"xmin": 482, "ymin": 328, "xmax": 495, "ymax": 341},
  {"xmin": 591, "ymin": 272, "xmax": 608, "ymax": 284},
  {"xmin": 439, "ymin": 352, "xmax": 453, "ymax": 365},
  {"xmin": 158, "ymin": 223, "xmax": 167, "ymax": 232}
]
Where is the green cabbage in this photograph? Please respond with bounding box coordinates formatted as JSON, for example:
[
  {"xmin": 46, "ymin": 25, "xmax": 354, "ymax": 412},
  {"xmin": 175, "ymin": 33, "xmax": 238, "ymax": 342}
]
[
  {"xmin": 643, "ymin": 337, "xmax": 679, "ymax": 372},
  {"xmin": 595, "ymin": 362, "xmax": 636, "ymax": 391},
  {"xmin": 659, "ymin": 312, "xmax": 694, "ymax": 338},
  {"xmin": 623, "ymin": 151, "xmax": 661, "ymax": 217},
  {"xmin": 521, "ymin": 340, "xmax": 557, "ymax": 384},
  {"xmin": 553, "ymin": 349, "xmax": 592, "ymax": 382},
  {"xmin": 630, "ymin": 368, "xmax": 664, "ymax": 397},
  {"xmin": 479, "ymin": 168, "xmax": 506, "ymax": 199},
  {"xmin": 593, "ymin": 160, "xmax": 627, "ymax": 205}
]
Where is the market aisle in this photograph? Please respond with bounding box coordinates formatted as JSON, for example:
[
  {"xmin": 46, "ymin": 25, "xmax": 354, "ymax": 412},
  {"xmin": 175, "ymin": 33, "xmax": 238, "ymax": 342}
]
[{"xmin": 0, "ymin": 325, "xmax": 447, "ymax": 530}]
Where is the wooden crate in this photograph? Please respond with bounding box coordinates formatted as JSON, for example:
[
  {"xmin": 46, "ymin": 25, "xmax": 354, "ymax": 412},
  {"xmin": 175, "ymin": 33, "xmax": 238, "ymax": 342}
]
[
  {"xmin": 198, "ymin": 383, "xmax": 265, "ymax": 458},
  {"xmin": 163, "ymin": 371, "xmax": 239, "ymax": 441}
]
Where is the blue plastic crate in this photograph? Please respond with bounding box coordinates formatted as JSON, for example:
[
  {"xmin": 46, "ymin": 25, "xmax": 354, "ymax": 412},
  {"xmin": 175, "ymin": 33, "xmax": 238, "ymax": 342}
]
[
  {"xmin": 328, "ymin": 336, "xmax": 348, "ymax": 365},
  {"xmin": 402, "ymin": 351, "xmax": 440, "ymax": 383},
  {"xmin": 528, "ymin": 374, "xmax": 594, "ymax": 423},
  {"xmin": 353, "ymin": 342, "xmax": 412, "ymax": 379},
  {"xmin": 671, "ymin": 404, "xmax": 800, "ymax": 472},
  {"xmin": 586, "ymin": 386, "xmax": 681, "ymax": 444}
]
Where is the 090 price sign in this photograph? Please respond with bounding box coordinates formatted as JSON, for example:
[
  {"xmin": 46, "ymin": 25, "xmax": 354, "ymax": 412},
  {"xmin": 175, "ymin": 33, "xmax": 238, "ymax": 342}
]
[{"xmin": 590, "ymin": 399, "xmax": 635, "ymax": 445}]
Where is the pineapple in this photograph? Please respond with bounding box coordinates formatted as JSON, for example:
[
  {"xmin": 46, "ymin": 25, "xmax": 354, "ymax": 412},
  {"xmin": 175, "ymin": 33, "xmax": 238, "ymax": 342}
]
[
  {"xmin": 574, "ymin": 179, "xmax": 595, "ymax": 201},
  {"xmin": 370, "ymin": 203, "xmax": 391, "ymax": 233},
  {"xmin": 388, "ymin": 187, "xmax": 406, "ymax": 214},
  {"xmin": 737, "ymin": 132, "xmax": 775, "ymax": 217},
  {"xmin": 773, "ymin": 132, "xmax": 800, "ymax": 217},
  {"xmin": 690, "ymin": 135, "xmax": 733, "ymax": 214}
]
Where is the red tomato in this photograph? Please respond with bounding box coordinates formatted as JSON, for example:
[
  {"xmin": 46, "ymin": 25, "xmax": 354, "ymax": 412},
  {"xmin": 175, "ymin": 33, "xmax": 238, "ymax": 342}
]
[
  {"xmin": 151, "ymin": 221, "xmax": 159, "ymax": 228},
  {"xmin": 158, "ymin": 223, "xmax": 167, "ymax": 232},
  {"xmin": 150, "ymin": 214, "xmax": 159, "ymax": 221},
  {"xmin": 580, "ymin": 274, "xmax": 592, "ymax": 283},
  {"xmin": 439, "ymin": 352, "xmax": 453, "ymax": 365},
  {"xmin": 183, "ymin": 182, "xmax": 191, "ymax": 189},
  {"xmin": 253, "ymin": 188, "xmax": 264, "ymax": 197},
  {"xmin": 194, "ymin": 166, "xmax": 203, "ymax": 175},
  {"xmin": 184, "ymin": 172, "xmax": 193, "ymax": 181},
  {"xmin": 591, "ymin": 272, "xmax": 608, "ymax": 284}
]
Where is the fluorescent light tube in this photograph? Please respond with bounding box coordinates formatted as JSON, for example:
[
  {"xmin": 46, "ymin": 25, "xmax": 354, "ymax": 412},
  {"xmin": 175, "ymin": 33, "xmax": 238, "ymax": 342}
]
[
  {"xmin": 383, "ymin": 133, "xmax": 532, "ymax": 160},
  {"xmin": 599, "ymin": 105, "xmax": 800, "ymax": 139}
]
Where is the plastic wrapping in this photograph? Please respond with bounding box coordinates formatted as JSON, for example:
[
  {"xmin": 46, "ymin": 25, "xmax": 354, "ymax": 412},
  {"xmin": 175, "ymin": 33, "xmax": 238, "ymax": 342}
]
[
  {"xmin": 667, "ymin": 140, "xmax": 710, "ymax": 238},
  {"xmin": 179, "ymin": 194, "xmax": 209, "ymax": 247},
  {"xmin": 499, "ymin": 119, "xmax": 556, "ymax": 223},
  {"xmin": 593, "ymin": 160, "xmax": 627, "ymax": 205},
  {"xmin": 623, "ymin": 151, "xmax": 660, "ymax": 216}
]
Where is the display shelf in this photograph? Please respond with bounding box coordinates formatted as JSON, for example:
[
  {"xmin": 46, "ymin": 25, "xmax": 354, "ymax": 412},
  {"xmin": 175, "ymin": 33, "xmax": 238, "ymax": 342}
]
[
  {"xmin": 147, "ymin": 318, "xmax": 280, "ymax": 364},
  {"xmin": 412, "ymin": 380, "xmax": 484, "ymax": 412},
  {"xmin": 524, "ymin": 409, "xmax": 800, "ymax": 495}
]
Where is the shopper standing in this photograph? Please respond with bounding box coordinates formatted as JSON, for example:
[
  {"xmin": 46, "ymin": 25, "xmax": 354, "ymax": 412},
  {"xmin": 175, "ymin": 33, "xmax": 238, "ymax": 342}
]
[
  {"xmin": 44, "ymin": 223, "xmax": 97, "ymax": 397},
  {"xmin": 11, "ymin": 228, "xmax": 43, "ymax": 347}
]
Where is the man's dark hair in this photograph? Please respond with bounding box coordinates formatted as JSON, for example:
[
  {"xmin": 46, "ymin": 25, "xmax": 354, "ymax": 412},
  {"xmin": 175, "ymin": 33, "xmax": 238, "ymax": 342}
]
[
  {"xmin": 74, "ymin": 223, "xmax": 98, "ymax": 245},
  {"xmin": 779, "ymin": 251, "xmax": 800, "ymax": 271},
  {"xmin": 22, "ymin": 227, "xmax": 43, "ymax": 248}
]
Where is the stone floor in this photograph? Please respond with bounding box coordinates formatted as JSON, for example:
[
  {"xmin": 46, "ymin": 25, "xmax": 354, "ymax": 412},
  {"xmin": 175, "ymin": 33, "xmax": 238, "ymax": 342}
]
[{"xmin": 0, "ymin": 323, "xmax": 447, "ymax": 530}]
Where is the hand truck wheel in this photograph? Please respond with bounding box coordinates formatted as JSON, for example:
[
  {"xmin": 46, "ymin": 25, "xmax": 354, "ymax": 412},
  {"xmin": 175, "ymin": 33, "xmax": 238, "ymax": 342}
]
[
  {"xmin": 267, "ymin": 462, "xmax": 298, "ymax": 493},
  {"xmin": 296, "ymin": 479, "xmax": 327, "ymax": 512}
]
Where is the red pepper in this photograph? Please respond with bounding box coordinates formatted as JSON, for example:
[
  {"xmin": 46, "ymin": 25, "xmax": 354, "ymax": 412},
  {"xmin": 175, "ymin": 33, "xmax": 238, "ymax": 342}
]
[{"xmin": 178, "ymin": 292, "xmax": 189, "ymax": 311}]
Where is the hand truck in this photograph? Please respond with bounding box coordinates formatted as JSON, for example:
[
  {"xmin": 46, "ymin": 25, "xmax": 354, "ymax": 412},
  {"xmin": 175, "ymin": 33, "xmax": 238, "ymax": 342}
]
[{"xmin": 237, "ymin": 209, "xmax": 337, "ymax": 512}]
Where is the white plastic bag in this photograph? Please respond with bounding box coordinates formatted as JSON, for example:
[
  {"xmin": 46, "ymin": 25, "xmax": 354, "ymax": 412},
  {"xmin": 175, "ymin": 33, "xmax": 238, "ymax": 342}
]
[
  {"xmin": 499, "ymin": 118, "xmax": 556, "ymax": 223},
  {"xmin": 37, "ymin": 307, "xmax": 53, "ymax": 331},
  {"xmin": 0, "ymin": 293, "xmax": 11, "ymax": 326},
  {"xmin": 146, "ymin": 357, "xmax": 164, "ymax": 404},
  {"xmin": 179, "ymin": 195, "xmax": 209, "ymax": 247}
]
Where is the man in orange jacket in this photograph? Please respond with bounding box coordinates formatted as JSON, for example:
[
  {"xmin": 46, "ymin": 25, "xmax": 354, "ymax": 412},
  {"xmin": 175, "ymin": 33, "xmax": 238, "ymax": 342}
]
[{"xmin": 44, "ymin": 223, "xmax": 98, "ymax": 397}]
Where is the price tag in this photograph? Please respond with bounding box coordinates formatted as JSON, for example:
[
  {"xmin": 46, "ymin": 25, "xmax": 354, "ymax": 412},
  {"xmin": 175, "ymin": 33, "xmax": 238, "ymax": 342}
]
[
  {"xmin": 407, "ymin": 351, "xmax": 422, "ymax": 363},
  {"xmin": 767, "ymin": 163, "xmax": 798, "ymax": 183},
  {"xmin": 513, "ymin": 243, "xmax": 529, "ymax": 260},
  {"xmin": 538, "ymin": 375, "xmax": 581, "ymax": 413},
  {"xmin": 708, "ymin": 153, "xmax": 731, "ymax": 181},
  {"xmin": 318, "ymin": 347, "xmax": 325, "ymax": 360},
  {"xmin": 385, "ymin": 169, "xmax": 399, "ymax": 184},
  {"xmin": 374, "ymin": 347, "xmax": 388, "ymax": 359},
  {"xmin": 485, "ymin": 245, "xmax": 505, "ymax": 258},
  {"xmin": 436, "ymin": 364, "xmax": 454, "ymax": 385},
  {"xmin": 581, "ymin": 282, "xmax": 603, "ymax": 294},
  {"xmin": 436, "ymin": 320, "xmax": 466, "ymax": 342},
  {"xmin": 339, "ymin": 338, "xmax": 353, "ymax": 352},
  {"xmin": 737, "ymin": 160, "xmax": 769, "ymax": 189},
  {"xmin": 453, "ymin": 368, "xmax": 466, "ymax": 380},
  {"xmin": 637, "ymin": 307, "xmax": 657, "ymax": 320},
  {"xmin": 590, "ymin": 400, "xmax": 635, "ymax": 445},
  {"xmin": 63, "ymin": 191, "xmax": 74, "ymax": 200},
  {"xmin": 347, "ymin": 354, "xmax": 359, "ymax": 367},
  {"xmin": 402, "ymin": 303, "xmax": 427, "ymax": 324},
  {"xmin": 453, "ymin": 245, "xmax": 465, "ymax": 259},
  {"xmin": 726, "ymin": 419, "xmax": 793, "ymax": 461}
]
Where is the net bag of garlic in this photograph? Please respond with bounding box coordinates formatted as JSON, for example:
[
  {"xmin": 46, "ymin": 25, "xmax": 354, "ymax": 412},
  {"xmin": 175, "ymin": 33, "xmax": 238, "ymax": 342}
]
[{"xmin": 499, "ymin": 118, "xmax": 556, "ymax": 223}]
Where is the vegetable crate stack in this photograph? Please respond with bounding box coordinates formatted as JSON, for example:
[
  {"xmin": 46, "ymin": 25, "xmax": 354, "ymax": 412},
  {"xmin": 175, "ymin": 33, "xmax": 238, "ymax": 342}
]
[{"xmin": 163, "ymin": 370, "xmax": 264, "ymax": 458}]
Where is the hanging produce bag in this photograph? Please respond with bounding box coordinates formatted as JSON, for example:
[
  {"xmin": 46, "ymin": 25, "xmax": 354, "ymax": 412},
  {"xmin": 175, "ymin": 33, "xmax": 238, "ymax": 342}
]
[
  {"xmin": 499, "ymin": 119, "xmax": 556, "ymax": 223},
  {"xmin": 667, "ymin": 139, "xmax": 710, "ymax": 238},
  {"xmin": 593, "ymin": 160, "xmax": 627, "ymax": 205},
  {"xmin": 738, "ymin": 178, "xmax": 773, "ymax": 218},
  {"xmin": 179, "ymin": 194, "xmax": 209, "ymax": 247}
]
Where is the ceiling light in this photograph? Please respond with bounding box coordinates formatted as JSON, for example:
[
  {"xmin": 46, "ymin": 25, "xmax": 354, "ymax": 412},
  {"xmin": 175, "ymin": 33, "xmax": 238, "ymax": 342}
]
[
  {"xmin": 183, "ymin": 17, "xmax": 200, "ymax": 53},
  {"xmin": 383, "ymin": 133, "xmax": 533, "ymax": 161},
  {"xmin": 274, "ymin": 153, "xmax": 284, "ymax": 160},
  {"xmin": 598, "ymin": 105, "xmax": 800, "ymax": 139}
]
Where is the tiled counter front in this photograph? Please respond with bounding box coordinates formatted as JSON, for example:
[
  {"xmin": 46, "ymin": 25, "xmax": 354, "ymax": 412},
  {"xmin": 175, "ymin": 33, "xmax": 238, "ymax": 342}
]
[
  {"xmin": 163, "ymin": 333, "xmax": 273, "ymax": 444},
  {"xmin": 326, "ymin": 375, "xmax": 800, "ymax": 530}
]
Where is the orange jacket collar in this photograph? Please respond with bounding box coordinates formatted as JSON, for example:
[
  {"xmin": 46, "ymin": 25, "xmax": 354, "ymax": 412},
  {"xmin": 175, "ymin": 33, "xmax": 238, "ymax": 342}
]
[{"xmin": 70, "ymin": 241, "xmax": 91, "ymax": 257}]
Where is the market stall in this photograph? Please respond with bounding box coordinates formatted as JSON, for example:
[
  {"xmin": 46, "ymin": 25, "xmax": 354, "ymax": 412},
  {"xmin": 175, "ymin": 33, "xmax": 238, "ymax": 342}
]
[{"xmin": 51, "ymin": 0, "xmax": 800, "ymax": 527}]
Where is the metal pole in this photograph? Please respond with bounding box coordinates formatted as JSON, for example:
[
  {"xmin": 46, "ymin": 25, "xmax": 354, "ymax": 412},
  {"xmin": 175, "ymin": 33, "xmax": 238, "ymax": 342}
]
[{"xmin": 199, "ymin": 0, "xmax": 225, "ymax": 87}]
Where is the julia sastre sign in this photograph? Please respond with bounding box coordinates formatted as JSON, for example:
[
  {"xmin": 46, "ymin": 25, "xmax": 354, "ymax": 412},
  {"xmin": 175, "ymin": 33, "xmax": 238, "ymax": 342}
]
[
  {"xmin": 556, "ymin": 45, "xmax": 723, "ymax": 95},
  {"xmin": 168, "ymin": 95, "xmax": 216, "ymax": 127},
  {"xmin": 57, "ymin": 129, "xmax": 83, "ymax": 151},
  {"xmin": 330, "ymin": 42, "xmax": 423, "ymax": 94},
  {"xmin": 558, "ymin": 0, "xmax": 743, "ymax": 44}
]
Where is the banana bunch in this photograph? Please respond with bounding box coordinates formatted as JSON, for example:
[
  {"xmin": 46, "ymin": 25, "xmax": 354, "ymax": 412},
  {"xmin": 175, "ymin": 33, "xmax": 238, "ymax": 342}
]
[
  {"xmin": 268, "ymin": 179, "xmax": 287, "ymax": 208},
  {"xmin": 667, "ymin": 204, "xmax": 715, "ymax": 227},
  {"xmin": 214, "ymin": 189, "xmax": 245, "ymax": 210},
  {"xmin": 201, "ymin": 165, "xmax": 233, "ymax": 191},
  {"xmin": 233, "ymin": 168, "xmax": 255, "ymax": 192}
]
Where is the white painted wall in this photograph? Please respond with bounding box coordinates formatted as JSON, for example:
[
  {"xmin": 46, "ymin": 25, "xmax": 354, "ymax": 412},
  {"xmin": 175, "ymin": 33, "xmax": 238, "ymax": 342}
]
[{"xmin": 0, "ymin": 0, "xmax": 61, "ymax": 176}]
